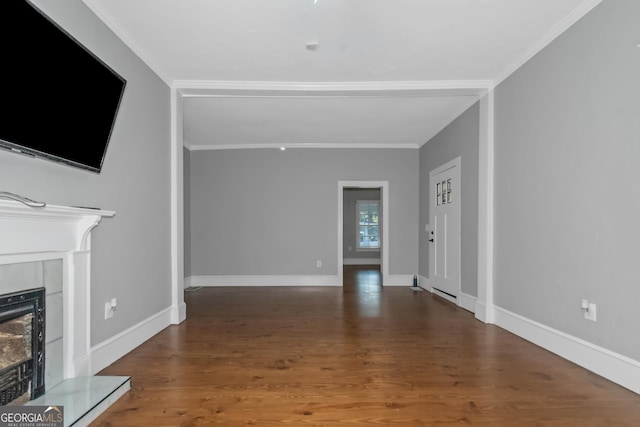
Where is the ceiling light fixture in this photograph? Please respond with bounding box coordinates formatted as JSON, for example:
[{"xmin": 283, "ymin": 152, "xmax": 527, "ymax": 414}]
[{"xmin": 280, "ymin": 147, "xmax": 286, "ymax": 151}]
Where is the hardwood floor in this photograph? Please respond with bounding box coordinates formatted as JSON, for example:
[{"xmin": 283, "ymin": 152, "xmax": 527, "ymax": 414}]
[{"xmin": 91, "ymin": 266, "xmax": 640, "ymax": 426}]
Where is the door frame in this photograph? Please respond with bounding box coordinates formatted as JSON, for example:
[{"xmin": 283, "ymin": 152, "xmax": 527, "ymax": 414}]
[
  {"xmin": 428, "ymin": 157, "xmax": 461, "ymax": 304},
  {"xmin": 338, "ymin": 181, "xmax": 389, "ymax": 286}
]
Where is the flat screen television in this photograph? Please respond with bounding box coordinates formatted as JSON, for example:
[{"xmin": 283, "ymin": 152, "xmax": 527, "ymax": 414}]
[{"xmin": 0, "ymin": 0, "xmax": 126, "ymax": 173}]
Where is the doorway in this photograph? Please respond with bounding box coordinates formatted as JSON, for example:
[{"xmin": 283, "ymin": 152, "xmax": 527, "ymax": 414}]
[
  {"xmin": 428, "ymin": 157, "xmax": 461, "ymax": 302},
  {"xmin": 338, "ymin": 181, "xmax": 389, "ymax": 287}
]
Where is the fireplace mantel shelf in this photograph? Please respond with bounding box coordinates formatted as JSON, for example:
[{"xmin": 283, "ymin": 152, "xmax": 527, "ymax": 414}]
[
  {"xmin": 0, "ymin": 200, "xmax": 115, "ymax": 256},
  {"xmin": 0, "ymin": 199, "xmax": 115, "ymax": 218}
]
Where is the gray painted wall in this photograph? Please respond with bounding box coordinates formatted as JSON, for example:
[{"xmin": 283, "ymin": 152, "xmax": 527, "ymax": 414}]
[
  {"xmin": 343, "ymin": 188, "xmax": 381, "ymax": 261},
  {"xmin": 419, "ymin": 103, "xmax": 479, "ymax": 297},
  {"xmin": 0, "ymin": 0, "xmax": 172, "ymax": 345},
  {"xmin": 188, "ymin": 148, "xmax": 418, "ymax": 277},
  {"xmin": 494, "ymin": 0, "xmax": 640, "ymax": 360}
]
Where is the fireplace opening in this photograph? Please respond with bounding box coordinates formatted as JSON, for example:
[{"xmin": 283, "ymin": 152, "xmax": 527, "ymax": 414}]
[{"xmin": 0, "ymin": 288, "xmax": 45, "ymax": 406}]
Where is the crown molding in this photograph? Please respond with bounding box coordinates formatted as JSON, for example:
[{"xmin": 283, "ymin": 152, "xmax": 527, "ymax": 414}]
[
  {"xmin": 175, "ymin": 80, "xmax": 493, "ymax": 98},
  {"xmin": 494, "ymin": 0, "xmax": 603, "ymax": 87},
  {"xmin": 184, "ymin": 142, "xmax": 420, "ymax": 151}
]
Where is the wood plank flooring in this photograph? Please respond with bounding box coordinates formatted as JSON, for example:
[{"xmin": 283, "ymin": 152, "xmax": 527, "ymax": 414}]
[{"xmin": 91, "ymin": 266, "xmax": 640, "ymax": 426}]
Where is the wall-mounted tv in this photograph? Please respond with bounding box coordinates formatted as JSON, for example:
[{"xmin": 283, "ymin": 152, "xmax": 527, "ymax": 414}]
[{"xmin": 0, "ymin": 0, "xmax": 126, "ymax": 173}]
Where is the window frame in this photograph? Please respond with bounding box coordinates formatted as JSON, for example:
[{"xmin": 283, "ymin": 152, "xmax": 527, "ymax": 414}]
[{"xmin": 355, "ymin": 200, "xmax": 381, "ymax": 251}]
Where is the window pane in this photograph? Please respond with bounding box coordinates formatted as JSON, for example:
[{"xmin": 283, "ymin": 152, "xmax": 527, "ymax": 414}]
[{"xmin": 356, "ymin": 201, "xmax": 381, "ymax": 249}]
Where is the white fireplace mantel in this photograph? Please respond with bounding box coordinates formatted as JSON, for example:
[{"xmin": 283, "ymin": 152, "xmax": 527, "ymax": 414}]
[{"xmin": 0, "ymin": 199, "xmax": 115, "ymax": 379}]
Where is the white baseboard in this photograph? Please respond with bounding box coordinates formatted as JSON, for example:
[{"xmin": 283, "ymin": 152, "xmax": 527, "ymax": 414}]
[
  {"xmin": 171, "ymin": 301, "xmax": 187, "ymax": 324},
  {"xmin": 187, "ymin": 275, "xmax": 340, "ymax": 287},
  {"xmin": 494, "ymin": 305, "xmax": 640, "ymax": 395},
  {"xmin": 475, "ymin": 300, "xmax": 495, "ymax": 324},
  {"xmin": 184, "ymin": 276, "xmax": 192, "ymax": 289},
  {"xmin": 418, "ymin": 275, "xmax": 431, "ymax": 290},
  {"xmin": 459, "ymin": 292, "xmax": 476, "ymax": 313},
  {"xmin": 343, "ymin": 258, "xmax": 381, "ymax": 265},
  {"xmin": 187, "ymin": 274, "xmax": 419, "ymax": 287},
  {"xmin": 90, "ymin": 307, "xmax": 173, "ymax": 374}
]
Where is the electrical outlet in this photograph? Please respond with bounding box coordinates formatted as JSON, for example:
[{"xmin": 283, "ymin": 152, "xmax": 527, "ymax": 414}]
[
  {"xmin": 104, "ymin": 301, "xmax": 114, "ymax": 319},
  {"xmin": 585, "ymin": 303, "xmax": 597, "ymax": 322},
  {"xmin": 582, "ymin": 299, "xmax": 597, "ymax": 322},
  {"xmin": 316, "ymin": 260, "xmax": 322, "ymax": 268}
]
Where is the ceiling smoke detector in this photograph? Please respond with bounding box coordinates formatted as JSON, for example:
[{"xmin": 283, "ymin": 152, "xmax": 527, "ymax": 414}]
[{"xmin": 306, "ymin": 41, "xmax": 319, "ymax": 51}]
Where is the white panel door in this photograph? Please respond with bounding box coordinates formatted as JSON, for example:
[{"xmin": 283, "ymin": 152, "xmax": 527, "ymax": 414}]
[{"xmin": 429, "ymin": 157, "xmax": 461, "ymax": 299}]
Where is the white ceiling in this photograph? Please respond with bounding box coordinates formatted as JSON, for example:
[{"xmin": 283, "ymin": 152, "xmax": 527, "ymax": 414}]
[{"xmin": 83, "ymin": 0, "xmax": 601, "ymax": 150}]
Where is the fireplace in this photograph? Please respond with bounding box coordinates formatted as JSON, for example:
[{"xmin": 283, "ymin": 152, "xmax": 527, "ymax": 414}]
[
  {"xmin": 0, "ymin": 287, "xmax": 45, "ymax": 405},
  {"xmin": 0, "ymin": 199, "xmax": 134, "ymax": 425}
]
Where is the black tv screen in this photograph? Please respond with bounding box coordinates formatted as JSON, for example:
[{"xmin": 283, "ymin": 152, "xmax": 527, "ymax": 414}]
[{"xmin": 0, "ymin": 0, "xmax": 126, "ymax": 173}]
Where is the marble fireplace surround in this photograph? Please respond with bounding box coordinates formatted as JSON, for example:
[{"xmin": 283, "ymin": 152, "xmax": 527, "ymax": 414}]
[{"xmin": 0, "ymin": 199, "xmax": 129, "ymax": 424}]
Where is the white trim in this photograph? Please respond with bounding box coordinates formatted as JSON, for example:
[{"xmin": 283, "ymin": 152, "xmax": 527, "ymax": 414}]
[
  {"xmin": 90, "ymin": 307, "xmax": 173, "ymax": 375},
  {"xmin": 175, "ymin": 80, "xmax": 494, "ymax": 93},
  {"xmin": 188, "ymin": 275, "xmax": 340, "ymax": 287},
  {"xmin": 459, "ymin": 292, "xmax": 477, "ymax": 313},
  {"xmin": 343, "ymin": 258, "xmax": 381, "ymax": 266},
  {"xmin": 494, "ymin": 305, "xmax": 640, "ymax": 395},
  {"xmin": 418, "ymin": 275, "xmax": 432, "ymax": 291},
  {"xmin": 338, "ymin": 181, "xmax": 390, "ymax": 287},
  {"xmin": 184, "ymin": 276, "xmax": 193, "ymax": 289},
  {"xmin": 474, "ymin": 300, "xmax": 493, "ymax": 323},
  {"xmin": 185, "ymin": 142, "xmax": 420, "ymax": 151},
  {"xmin": 170, "ymin": 88, "xmax": 187, "ymax": 325},
  {"xmin": 493, "ymin": 0, "xmax": 603, "ymax": 86},
  {"xmin": 476, "ymin": 90, "xmax": 495, "ymax": 324}
]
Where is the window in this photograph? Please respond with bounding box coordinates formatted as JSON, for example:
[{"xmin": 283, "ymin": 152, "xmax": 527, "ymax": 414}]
[
  {"xmin": 436, "ymin": 178, "xmax": 452, "ymax": 206},
  {"xmin": 356, "ymin": 200, "xmax": 380, "ymax": 250}
]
